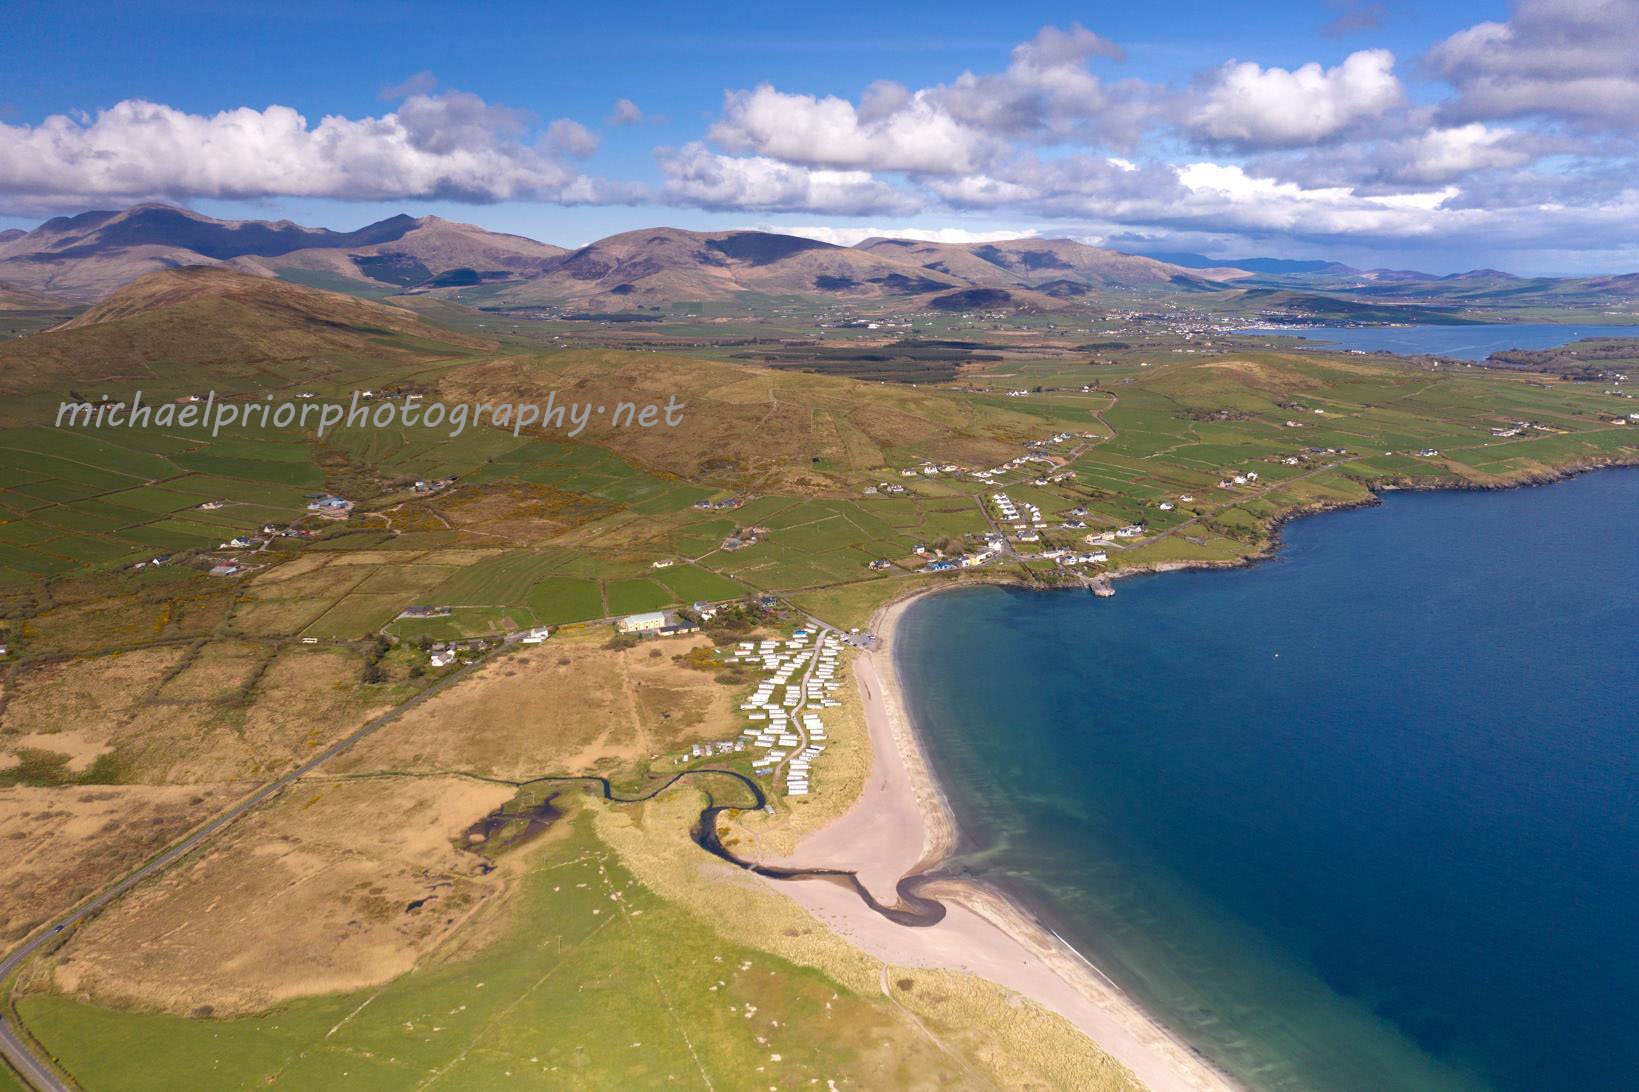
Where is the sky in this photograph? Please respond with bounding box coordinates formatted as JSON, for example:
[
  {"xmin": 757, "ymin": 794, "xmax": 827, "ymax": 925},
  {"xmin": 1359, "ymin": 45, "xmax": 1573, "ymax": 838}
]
[{"xmin": 2, "ymin": 0, "xmax": 1638, "ymax": 274}]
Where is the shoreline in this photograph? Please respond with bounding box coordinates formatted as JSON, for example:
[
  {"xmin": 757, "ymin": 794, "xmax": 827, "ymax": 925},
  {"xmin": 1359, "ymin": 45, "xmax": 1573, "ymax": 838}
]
[
  {"xmin": 761, "ymin": 589, "xmax": 1236, "ymax": 1092},
  {"xmin": 755, "ymin": 461, "xmax": 1637, "ymax": 1090}
]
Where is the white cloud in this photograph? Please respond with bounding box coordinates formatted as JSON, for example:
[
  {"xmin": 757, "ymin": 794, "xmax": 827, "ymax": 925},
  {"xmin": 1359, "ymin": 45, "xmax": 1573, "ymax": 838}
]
[
  {"xmin": 380, "ymin": 71, "xmax": 438, "ymax": 100},
  {"xmin": 934, "ymin": 23, "xmax": 1153, "ymax": 146},
  {"xmin": 1381, "ymin": 124, "xmax": 1535, "ymax": 184},
  {"xmin": 708, "ymin": 85, "xmax": 987, "ymax": 173},
  {"xmin": 705, "ymin": 23, "xmax": 1156, "ymax": 176},
  {"xmin": 1428, "ymin": 0, "xmax": 1639, "ymax": 130},
  {"xmin": 0, "ymin": 93, "xmax": 625, "ymax": 207},
  {"xmin": 5, "ymin": 18, "xmax": 1637, "ymax": 265},
  {"xmin": 608, "ymin": 98, "xmax": 660, "ymax": 126},
  {"xmin": 1189, "ymin": 49, "xmax": 1404, "ymax": 148},
  {"xmin": 656, "ymin": 143, "xmax": 920, "ymax": 215},
  {"xmin": 764, "ymin": 224, "xmax": 1040, "ymax": 246},
  {"xmin": 545, "ymin": 118, "xmax": 599, "ymax": 159},
  {"xmin": 1172, "ymin": 161, "xmax": 1460, "ymax": 235},
  {"xmin": 900, "ymin": 150, "xmax": 1514, "ymax": 243}
]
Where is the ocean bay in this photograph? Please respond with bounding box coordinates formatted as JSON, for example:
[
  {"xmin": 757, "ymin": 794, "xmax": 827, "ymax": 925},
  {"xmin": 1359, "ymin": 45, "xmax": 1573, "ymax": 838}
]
[
  {"xmin": 897, "ymin": 469, "xmax": 1639, "ymax": 1091},
  {"xmin": 1239, "ymin": 323, "xmax": 1639, "ymax": 361}
]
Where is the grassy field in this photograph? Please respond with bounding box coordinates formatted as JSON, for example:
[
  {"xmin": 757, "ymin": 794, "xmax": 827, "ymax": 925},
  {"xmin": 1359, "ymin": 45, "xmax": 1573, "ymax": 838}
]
[
  {"xmin": 19, "ymin": 807, "xmax": 1069, "ymax": 1091},
  {"xmin": 2, "ymin": 273, "xmax": 1634, "ymax": 1091},
  {"xmin": 3, "ymin": 339, "xmax": 1631, "ymax": 653}
]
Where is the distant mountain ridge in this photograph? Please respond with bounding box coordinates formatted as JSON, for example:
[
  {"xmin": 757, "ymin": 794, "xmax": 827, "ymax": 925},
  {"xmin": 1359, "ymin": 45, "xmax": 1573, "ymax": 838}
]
[
  {"xmin": 25, "ymin": 205, "xmax": 419, "ymax": 262},
  {"xmin": 2, "ymin": 204, "xmax": 1635, "ymax": 312},
  {"xmin": 0, "ymin": 206, "xmax": 1251, "ymax": 308},
  {"xmin": 0, "ymin": 205, "xmax": 564, "ymax": 301},
  {"xmin": 1137, "ymin": 251, "xmax": 1356, "ymax": 276}
]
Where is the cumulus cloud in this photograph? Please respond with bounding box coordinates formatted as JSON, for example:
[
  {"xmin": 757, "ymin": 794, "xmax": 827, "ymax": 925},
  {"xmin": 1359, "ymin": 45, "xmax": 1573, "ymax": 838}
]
[
  {"xmin": 0, "ymin": 92, "xmax": 624, "ymax": 209},
  {"xmin": 380, "ymin": 70, "xmax": 439, "ymax": 100},
  {"xmin": 607, "ymin": 98, "xmax": 660, "ymax": 126},
  {"xmin": 1188, "ymin": 49, "xmax": 1405, "ymax": 148},
  {"xmin": 545, "ymin": 118, "xmax": 599, "ymax": 159},
  {"xmin": 708, "ymin": 85, "xmax": 989, "ymax": 173},
  {"xmin": 933, "ymin": 23, "xmax": 1155, "ymax": 147},
  {"xmin": 1378, "ymin": 124, "xmax": 1538, "ymax": 183},
  {"xmin": 1241, "ymin": 119, "xmax": 1567, "ymax": 192},
  {"xmin": 766, "ymin": 224, "xmax": 1040, "ymax": 247},
  {"xmin": 705, "ymin": 23, "xmax": 1156, "ymax": 176},
  {"xmin": 656, "ymin": 142, "xmax": 920, "ymax": 215},
  {"xmin": 1428, "ymin": 0, "xmax": 1639, "ymax": 130},
  {"xmin": 864, "ymin": 144, "xmax": 1521, "ymax": 245},
  {"xmin": 7, "ymin": 17, "xmax": 1638, "ymax": 264},
  {"xmin": 924, "ymin": 154, "xmax": 1181, "ymax": 218}
]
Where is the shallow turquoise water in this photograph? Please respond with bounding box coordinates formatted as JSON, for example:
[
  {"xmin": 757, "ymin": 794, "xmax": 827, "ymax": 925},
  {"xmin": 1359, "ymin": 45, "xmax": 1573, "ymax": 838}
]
[{"xmin": 896, "ymin": 470, "xmax": 1639, "ymax": 1091}]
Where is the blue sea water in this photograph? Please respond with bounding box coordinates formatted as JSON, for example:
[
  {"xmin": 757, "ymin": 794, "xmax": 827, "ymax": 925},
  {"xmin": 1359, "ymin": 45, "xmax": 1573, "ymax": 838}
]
[
  {"xmin": 1235, "ymin": 323, "xmax": 1639, "ymax": 361},
  {"xmin": 896, "ymin": 470, "xmax": 1639, "ymax": 1091}
]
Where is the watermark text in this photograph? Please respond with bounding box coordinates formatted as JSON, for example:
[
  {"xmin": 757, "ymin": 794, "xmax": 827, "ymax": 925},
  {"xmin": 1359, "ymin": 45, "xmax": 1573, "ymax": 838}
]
[{"xmin": 54, "ymin": 390, "xmax": 685, "ymax": 439}]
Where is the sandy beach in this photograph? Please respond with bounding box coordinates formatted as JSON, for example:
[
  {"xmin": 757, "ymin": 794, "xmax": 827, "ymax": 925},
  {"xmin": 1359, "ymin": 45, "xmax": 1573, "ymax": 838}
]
[{"xmin": 763, "ymin": 590, "xmax": 1236, "ymax": 1092}]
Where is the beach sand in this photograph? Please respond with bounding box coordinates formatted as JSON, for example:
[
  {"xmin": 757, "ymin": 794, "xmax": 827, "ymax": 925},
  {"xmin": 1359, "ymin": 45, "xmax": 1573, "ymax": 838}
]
[{"xmin": 762, "ymin": 591, "xmax": 1235, "ymax": 1092}]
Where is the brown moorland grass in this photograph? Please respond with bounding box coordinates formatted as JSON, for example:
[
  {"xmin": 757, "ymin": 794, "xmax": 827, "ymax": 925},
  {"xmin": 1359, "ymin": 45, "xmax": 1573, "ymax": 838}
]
[
  {"xmin": 20, "ymin": 583, "xmax": 237, "ymax": 656},
  {"xmin": 0, "ymin": 267, "xmax": 493, "ymax": 406},
  {"xmin": 335, "ymin": 627, "xmax": 740, "ymax": 782},
  {"xmin": 0, "ymin": 647, "xmax": 189, "ymax": 735},
  {"xmin": 434, "ymin": 482, "xmax": 618, "ymax": 544},
  {"xmin": 227, "ymin": 565, "xmax": 371, "ymax": 637},
  {"xmin": 149, "ymin": 639, "xmax": 271, "ymax": 702},
  {"xmin": 2, "ymin": 641, "xmax": 398, "ymax": 786},
  {"xmin": 0, "ymin": 783, "xmax": 244, "ymax": 943},
  {"xmin": 440, "ymin": 349, "xmax": 1041, "ymax": 488},
  {"xmin": 41, "ymin": 775, "xmax": 514, "ymax": 1015},
  {"xmin": 116, "ymin": 646, "xmax": 396, "ymax": 784},
  {"xmin": 1, "ymin": 730, "xmax": 111, "ymax": 774}
]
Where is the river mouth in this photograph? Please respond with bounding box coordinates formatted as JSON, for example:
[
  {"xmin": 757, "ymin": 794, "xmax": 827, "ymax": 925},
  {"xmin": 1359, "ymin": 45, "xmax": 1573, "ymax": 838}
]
[{"xmin": 461, "ymin": 769, "xmax": 950, "ymax": 927}]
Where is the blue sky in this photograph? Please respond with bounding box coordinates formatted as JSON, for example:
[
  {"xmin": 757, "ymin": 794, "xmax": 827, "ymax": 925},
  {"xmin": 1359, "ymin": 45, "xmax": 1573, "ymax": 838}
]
[{"xmin": 3, "ymin": 0, "xmax": 1637, "ymax": 273}]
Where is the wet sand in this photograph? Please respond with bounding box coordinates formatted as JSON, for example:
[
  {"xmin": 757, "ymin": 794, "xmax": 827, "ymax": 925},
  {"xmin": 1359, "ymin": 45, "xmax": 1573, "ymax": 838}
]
[{"xmin": 763, "ymin": 591, "xmax": 1235, "ymax": 1092}]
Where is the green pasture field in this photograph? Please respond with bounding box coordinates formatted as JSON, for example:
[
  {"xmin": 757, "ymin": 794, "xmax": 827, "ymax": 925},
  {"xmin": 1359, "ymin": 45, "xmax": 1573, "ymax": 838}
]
[
  {"xmin": 524, "ymin": 576, "xmax": 606, "ymax": 625},
  {"xmin": 603, "ymin": 577, "xmax": 674, "ymax": 616},
  {"xmin": 19, "ymin": 808, "xmax": 983, "ymax": 1091}
]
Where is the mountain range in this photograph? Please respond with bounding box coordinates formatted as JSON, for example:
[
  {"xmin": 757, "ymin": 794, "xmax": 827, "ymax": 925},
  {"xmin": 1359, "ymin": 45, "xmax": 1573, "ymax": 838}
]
[
  {"xmin": 1, "ymin": 204, "xmax": 1635, "ymax": 314},
  {"xmin": 0, "ymin": 205, "xmax": 1250, "ymax": 310}
]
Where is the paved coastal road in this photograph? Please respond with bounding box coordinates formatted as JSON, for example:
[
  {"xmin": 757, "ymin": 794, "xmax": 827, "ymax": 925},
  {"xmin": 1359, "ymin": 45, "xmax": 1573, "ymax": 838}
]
[{"xmin": 0, "ymin": 657, "xmax": 492, "ymax": 1091}]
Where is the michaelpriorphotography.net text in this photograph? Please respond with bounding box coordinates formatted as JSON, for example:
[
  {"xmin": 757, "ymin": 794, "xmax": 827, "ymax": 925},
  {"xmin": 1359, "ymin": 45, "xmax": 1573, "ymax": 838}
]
[{"xmin": 53, "ymin": 389, "xmax": 687, "ymax": 438}]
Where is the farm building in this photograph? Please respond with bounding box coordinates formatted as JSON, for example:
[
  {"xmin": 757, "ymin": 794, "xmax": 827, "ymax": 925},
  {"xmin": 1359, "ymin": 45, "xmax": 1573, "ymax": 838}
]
[{"xmin": 618, "ymin": 611, "xmax": 668, "ymax": 634}]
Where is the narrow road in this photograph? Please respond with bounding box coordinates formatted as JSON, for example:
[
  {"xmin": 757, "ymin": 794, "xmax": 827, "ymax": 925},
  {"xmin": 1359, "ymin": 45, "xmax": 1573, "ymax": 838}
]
[
  {"xmin": 0, "ymin": 656, "xmax": 493, "ymax": 1091},
  {"xmin": 772, "ymin": 619, "xmax": 834, "ymax": 784}
]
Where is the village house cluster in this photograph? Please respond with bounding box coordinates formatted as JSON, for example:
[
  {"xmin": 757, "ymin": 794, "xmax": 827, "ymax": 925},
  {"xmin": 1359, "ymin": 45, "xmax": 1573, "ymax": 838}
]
[{"xmin": 992, "ymin": 491, "xmax": 1043, "ymax": 539}]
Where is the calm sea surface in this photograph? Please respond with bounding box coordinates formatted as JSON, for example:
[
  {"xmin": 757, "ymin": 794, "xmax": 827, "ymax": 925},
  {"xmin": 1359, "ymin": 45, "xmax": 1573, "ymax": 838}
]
[
  {"xmin": 1235, "ymin": 323, "xmax": 1639, "ymax": 361},
  {"xmin": 896, "ymin": 470, "xmax": 1639, "ymax": 1091}
]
